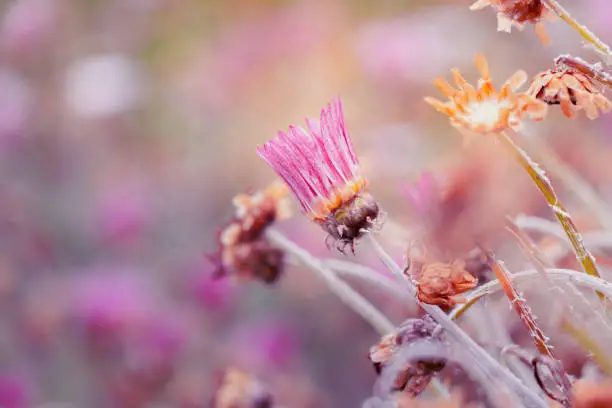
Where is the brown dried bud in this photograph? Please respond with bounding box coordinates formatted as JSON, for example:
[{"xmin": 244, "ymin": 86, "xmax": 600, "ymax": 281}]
[
  {"xmin": 416, "ymin": 261, "xmax": 478, "ymax": 308},
  {"xmin": 368, "ymin": 316, "xmax": 446, "ymax": 397},
  {"xmin": 211, "ymin": 368, "xmax": 273, "ymax": 408},
  {"xmin": 212, "ymin": 182, "xmax": 291, "ymax": 284},
  {"xmin": 528, "ymin": 68, "xmax": 612, "ymax": 120},
  {"xmin": 470, "ymin": 0, "xmax": 553, "ymax": 45}
]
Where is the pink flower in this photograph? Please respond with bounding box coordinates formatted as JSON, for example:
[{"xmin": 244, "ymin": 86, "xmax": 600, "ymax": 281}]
[{"xmin": 257, "ymin": 99, "xmax": 380, "ymax": 251}]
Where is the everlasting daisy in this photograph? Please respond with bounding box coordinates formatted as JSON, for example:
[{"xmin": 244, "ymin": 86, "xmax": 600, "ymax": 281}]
[
  {"xmin": 528, "ymin": 68, "xmax": 612, "ymax": 119},
  {"xmin": 257, "ymin": 99, "xmax": 379, "ymax": 252},
  {"xmin": 470, "ymin": 0, "xmax": 554, "ymax": 44},
  {"xmin": 425, "ymin": 54, "xmax": 547, "ymax": 136}
]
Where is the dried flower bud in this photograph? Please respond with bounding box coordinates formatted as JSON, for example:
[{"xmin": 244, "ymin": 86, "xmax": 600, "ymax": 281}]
[
  {"xmin": 369, "ymin": 316, "xmax": 446, "ymax": 397},
  {"xmin": 470, "ymin": 0, "xmax": 553, "ymax": 44},
  {"xmin": 528, "ymin": 68, "xmax": 612, "ymax": 119},
  {"xmin": 415, "ymin": 261, "xmax": 478, "ymax": 308},
  {"xmin": 212, "ymin": 182, "xmax": 291, "ymax": 284},
  {"xmin": 211, "ymin": 368, "xmax": 273, "ymax": 408}
]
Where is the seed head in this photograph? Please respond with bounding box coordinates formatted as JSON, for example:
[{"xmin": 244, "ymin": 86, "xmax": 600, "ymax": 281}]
[
  {"xmin": 425, "ymin": 54, "xmax": 547, "ymax": 137},
  {"xmin": 528, "ymin": 68, "xmax": 612, "ymax": 120},
  {"xmin": 257, "ymin": 99, "xmax": 381, "ymax": 251}
]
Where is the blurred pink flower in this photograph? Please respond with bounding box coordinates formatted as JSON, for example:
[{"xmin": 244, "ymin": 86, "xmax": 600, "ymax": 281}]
[
  {"xmin": 0, "ymin": 69, "xmax": 32, "ymax": 150},
  {"xmin": 192, "ymin": 271, "xmax": 236, "ymax": 310},
  {"xmin": 95, "ymin": 183, "xmax": 150, "ymax": 243},
  {"xmin": 71, "ymin": 269, "xmax": 155, "ymax": 337},
  {"xmin": 355, "ymin": 8, "xmax": 486, "ymax": 83},
  {"xmin": 233, "ymin": 322, "xmax": 298, "ymax": 370},
  {"xmin": 0, "ymin": 374, "xmax": 30, "ymax": 408},
  {"xmin": 180, "ymin": 2, "xmax": 338, "ymax": 111},
  {"xmin": 0, "ymin": 0, "xmax": 58, "ymax": 55}
]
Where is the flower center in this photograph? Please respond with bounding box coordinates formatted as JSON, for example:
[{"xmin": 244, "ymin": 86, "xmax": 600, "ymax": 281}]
[{"xmin": 468, "ymin": 99, "xmax": 509, "ymax": 127}]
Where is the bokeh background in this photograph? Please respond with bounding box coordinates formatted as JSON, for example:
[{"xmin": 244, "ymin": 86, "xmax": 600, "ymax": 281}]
[{"xmin": 1, "ymin": 0, "xmax": 612, "ymax": 406}]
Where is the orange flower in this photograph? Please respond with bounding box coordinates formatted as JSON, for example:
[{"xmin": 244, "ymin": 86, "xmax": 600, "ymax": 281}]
[
  {"xmin": 470, "ymin": 0, "xmax": 554, "ymax": 44},
  {"xmin": 416, "ymin": 260, "xmax": 478, "ymax": 308},
  {"xmin": 527, "ymin": 69, "xmax": 612, "ymax": 119},
  {"xmin": 425, "ymin": 54, "xmax": 547, "ymax": 136}
]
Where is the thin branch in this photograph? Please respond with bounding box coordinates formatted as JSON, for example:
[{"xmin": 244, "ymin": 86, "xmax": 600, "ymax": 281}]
[
  {"xmin": 266, "ymin": 229, "xmax": 395, "ymax": 335},
  {"xmin": 499, "ymin": 131, "xmax": 602, "ymax": 285}
]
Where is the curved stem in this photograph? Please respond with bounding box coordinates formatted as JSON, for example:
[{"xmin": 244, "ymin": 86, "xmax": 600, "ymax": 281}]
[
  {"xmin": 542, "ymin": 0, "xmax": 612, "ymax": 59},
  {"xmin": 322, "ymin": 259, "xmax": 409, "ymax": 304},
  {"xmin": 499, "ymin": 132, "xmax": 602, "ymax": 283},
  {"xmin": 266, "ymin": 229, "xmax": 395, "ymax": 335},
  {"xmin": 450, "ymin": 268, "xmax": 612, "ymax": 320}
]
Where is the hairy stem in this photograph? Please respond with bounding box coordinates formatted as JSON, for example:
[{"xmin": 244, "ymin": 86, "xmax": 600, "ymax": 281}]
[
  {"xmin": 266, "ymin": 229, "xmax": 395, "ymax": 335},
  {"xmin": 499, "ymin": 132, "xmax": 602, "ymax": 283},
  {"xmin": 541, "ymin": 0, "xmax": 612, "ymax": 59}
]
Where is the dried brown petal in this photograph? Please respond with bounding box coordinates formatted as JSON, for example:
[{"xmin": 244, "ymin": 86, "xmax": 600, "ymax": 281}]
[{"xmin": 528, "ymin": 69, "xmax": 612, "ymax": 120}]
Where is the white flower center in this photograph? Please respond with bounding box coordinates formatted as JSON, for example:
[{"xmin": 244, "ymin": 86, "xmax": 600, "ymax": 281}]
[{"xmin": 468, "ymin": 99, "xmax": 509, "ymax": 126}]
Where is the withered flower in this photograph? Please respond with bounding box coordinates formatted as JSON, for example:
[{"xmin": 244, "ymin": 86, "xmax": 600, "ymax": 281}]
[
  {"xmin": 212, "ymin": 182, "xmax": 291, "ymax": 284},
  {"xmin": 211, "ymin": 368, "xmax": 273, "ymax": 408},
  {"xmin": 257, "ymin": 99, "xmax": 380, "ymax": 253},
  {"xmin": 528, "ymin": 68, "xmax": 612, "ymax": 119},
  {"xmin": 368, "ymin": 316, "xmax": 446, "ymax": 397},
  {"xmin": 415, "ymin": 260, "xmax": 478, "ymax": 308},
  {"xmin": 425, "ymin": 54, "xmax": 547, "ymax": 137},
  {"xmin": 470, "ymin": 0, "xmax": 554, "ymax": 44}
]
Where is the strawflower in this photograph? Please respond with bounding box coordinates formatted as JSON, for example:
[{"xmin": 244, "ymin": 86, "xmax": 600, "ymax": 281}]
[
  {"xmin": 412, "ymin": 260, "xmax": 478, "ymax": 309},
  {"xmin": 470, "ymin": 0, "xmax": 554, "ymax": 44},
  {"xmin": 425, "ymin": 54, "xmax": 547, "ymax": 137},
  {"xmin": 257, "ymin": 99, "xmax": 380, "ymax": 252}
]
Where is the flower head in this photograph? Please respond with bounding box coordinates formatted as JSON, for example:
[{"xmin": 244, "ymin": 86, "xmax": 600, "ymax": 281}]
[
  {"xmin": 425, "ymin": 54, "xmax": 547, "ymax": 136},
  {"xmin": 258, "ymin": 99, "xmax": 380, "ymax": 252},
  {"xmin": 528, "ymin": 68, "xmax": 612, "ymax": 119},
  {"xmin": 212, "ymin": 182, "xmax": 291, "ymax": 284},
  {"xmin": 470, "ymin": 0, "xmax": 553, "ymax": 44}
]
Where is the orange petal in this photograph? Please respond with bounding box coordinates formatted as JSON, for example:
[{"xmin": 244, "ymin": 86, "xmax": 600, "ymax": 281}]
[
  {"xmin": 503, "ymin": 70, "xmax": 527, "ymax": 91},
  {"xmin": 433, "ymin": 77, "xmax": 456, "ymax": 97},
  {"xmin": 451, "ymin": 68, "xmax": 469, "ymax": 89},
  {"xmin": 474, "ymin": 54, "xmax": 490, "ymax": 80},
  {"xmin": 534, "ymin": 22, "xmax": 551, "ymax": 46}
]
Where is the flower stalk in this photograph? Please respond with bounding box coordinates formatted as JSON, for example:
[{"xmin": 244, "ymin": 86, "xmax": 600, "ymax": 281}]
[
  {"xmin": 498, "ymin": 131, "xmax": 602, "ymax": 283},
  {"xmin": 541, "ymin": 0, "xmax": 612, "ymax": 59}
]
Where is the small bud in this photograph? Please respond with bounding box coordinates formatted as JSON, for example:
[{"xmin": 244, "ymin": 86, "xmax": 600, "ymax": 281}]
[
  {"xmin": 211, "ymin": 368, "xmax": 273, "ymax": 408},
  {"xmin": 369, "ymin": 316, "xmax": 446, "ymax": 397},
  {"xmin": 416, "ymin": 261, "xmax": 478, "ymax": 308}
]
